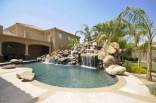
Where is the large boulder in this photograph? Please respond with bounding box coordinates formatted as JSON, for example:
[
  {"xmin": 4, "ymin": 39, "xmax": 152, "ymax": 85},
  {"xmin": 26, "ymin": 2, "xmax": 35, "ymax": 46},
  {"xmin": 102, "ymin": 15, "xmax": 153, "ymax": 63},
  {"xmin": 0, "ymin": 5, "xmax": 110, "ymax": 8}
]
[
  {"xmin": 71, "ymin": 50, "xmax": 79, "ymax": 58},
  {"xmin": 57, "ymin": 57, "xmax": 69, "ymax": 64},
  {"xmin": 37, "ymin": 57, "xmax": 42, "ymax": 61},
  {"xmin": 111, "ymin": 42, "xmax": 120, "ymax": 50},
  {"xmin": 16, "ymin": 71, "xmax": 35, "ymax": 81},
  {"xmin": 98, "ymin": 51, "xmax": 106, "ymax": 60},
  {"xmin": 68, "ymin": 60, "xmax": 77, "ymax": 65},
  {"xmin": 107, "ymin": 46, "xmax": 116, "ymax": 55},
  {"xmin": 103, "ymin": 55, "xmax": 116, "ymax": 67},
  {"xmin": 63, "ymin": 50, "xmax": 70, "ymax": 57},
  {"xmin": 92, "ymin": 42, "xmax": 97, "ymax": 46},
  {"xmin": 107, "ymin": 42, "xmax": 120, "ymax": 55},
  {"xmin": 91, "ymin": 42, "xmax": 97, "ymax": 49},
  {"xmin": 98, "ymin": 45, "xmax": 108, "ymax": 60},
  {"xmin": 1, "ymin": 64, "xmax": 16, "ymax": 69},
  {"xmin": 105, "ymin": 65, "xmax": 126, "ymax": 75},
  {"xmin": 46, "ymin": 54, "xmax": 50, "ymax": 58}
]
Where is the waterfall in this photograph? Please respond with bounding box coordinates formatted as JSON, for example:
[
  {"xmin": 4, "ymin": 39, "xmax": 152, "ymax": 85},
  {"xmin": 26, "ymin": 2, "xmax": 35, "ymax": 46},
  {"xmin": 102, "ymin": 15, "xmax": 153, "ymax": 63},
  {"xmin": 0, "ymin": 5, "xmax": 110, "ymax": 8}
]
[{"xmin": 81, "ymin": 53, "xmax": 98, "ymax": 68}]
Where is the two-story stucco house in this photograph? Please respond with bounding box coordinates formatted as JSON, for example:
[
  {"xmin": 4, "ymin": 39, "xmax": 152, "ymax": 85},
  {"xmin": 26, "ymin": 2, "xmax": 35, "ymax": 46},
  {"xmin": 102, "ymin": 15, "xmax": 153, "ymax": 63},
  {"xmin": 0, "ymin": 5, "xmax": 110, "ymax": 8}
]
[{"xmin": 0, "ymin": 23, "xmax": 80, "ymax": 61}]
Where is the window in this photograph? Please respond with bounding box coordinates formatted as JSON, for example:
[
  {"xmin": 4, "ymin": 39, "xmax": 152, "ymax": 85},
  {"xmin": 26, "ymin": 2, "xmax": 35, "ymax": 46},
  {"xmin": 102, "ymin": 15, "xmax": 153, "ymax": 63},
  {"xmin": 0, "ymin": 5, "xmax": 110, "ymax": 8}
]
[{"xmin": 59, "ymin": 33, "xmax": 62, "ymax": 39}]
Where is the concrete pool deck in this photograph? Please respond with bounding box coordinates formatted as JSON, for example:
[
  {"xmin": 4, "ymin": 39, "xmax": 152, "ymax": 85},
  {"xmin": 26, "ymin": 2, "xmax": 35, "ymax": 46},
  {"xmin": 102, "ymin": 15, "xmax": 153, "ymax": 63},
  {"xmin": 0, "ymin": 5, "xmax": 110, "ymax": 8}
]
[{"xmin": 0, "ymin": 67, "xmax": 156, "ymax": 103}]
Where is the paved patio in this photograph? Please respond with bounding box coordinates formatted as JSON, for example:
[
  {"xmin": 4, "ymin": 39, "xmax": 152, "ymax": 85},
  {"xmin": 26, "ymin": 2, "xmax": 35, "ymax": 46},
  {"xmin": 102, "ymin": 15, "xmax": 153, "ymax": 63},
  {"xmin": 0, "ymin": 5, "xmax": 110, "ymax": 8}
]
[{"xmin": 0, "ymin": 67, "xmax": 156, "ymax": 103}]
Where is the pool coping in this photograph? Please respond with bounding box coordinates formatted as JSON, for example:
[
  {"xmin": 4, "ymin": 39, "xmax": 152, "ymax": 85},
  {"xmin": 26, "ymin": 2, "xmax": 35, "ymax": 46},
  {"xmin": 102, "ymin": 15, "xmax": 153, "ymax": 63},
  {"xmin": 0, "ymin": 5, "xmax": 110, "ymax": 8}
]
[
  {"xmin": 24, "ymin": 62, "xmax": 126, "ymax": 92},
  {"xmin": 30, "ymin": 75, "xmax": 126, "ymax": 102},
  {"xmin": 1, "ymin": 67, "xmax": 156, "ymax": 103},
  {"xmin": 31, "ymin": 75, "xmax": 128, "ymax": 103},
  {"xmin": 0, "ymin": 66, "xmax": 126, "ymax": 92},
  {"xmin": 31, "ymin": 75, "xmax": 126, "ymax": 92}
]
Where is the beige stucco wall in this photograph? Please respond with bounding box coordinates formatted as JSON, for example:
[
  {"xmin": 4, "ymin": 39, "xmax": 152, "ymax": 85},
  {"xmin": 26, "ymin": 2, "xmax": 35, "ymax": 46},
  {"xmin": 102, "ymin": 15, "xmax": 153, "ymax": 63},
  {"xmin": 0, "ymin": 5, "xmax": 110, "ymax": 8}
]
[
  {"xmin": 6, "ymin": 24, "xmax": 49, "ymax": 42},
  {"xmin": 44, "ymin": 31, "xmax": 51, "ymax": 42},
  {"xmin": 5, "ymin": 25, "xmax": 17, "ymax": 36},
  {"xmin": 5, "ymin": 23, "xmax": 80, "ymax": 51},
  {"xmin": 16, "ymin": 24, "xmax": 48, "ymax": 42},
  {"xmin": 0, "ymin": 34, "xmax": 51, "ymax": 56},
  {"xmin": 0, "ymin": 24, "xmax": 80, "ymax": 61},
  {"xmin": 49, "ymin": 28, "xmax": 79, "ymax": 50},
  {"xmin": 0, "ymin": 34, "xmax": 51, "ymax": 47},
  {"xmin": 53, "ymin": 29, "xmax": 69, "ymax": 50}
]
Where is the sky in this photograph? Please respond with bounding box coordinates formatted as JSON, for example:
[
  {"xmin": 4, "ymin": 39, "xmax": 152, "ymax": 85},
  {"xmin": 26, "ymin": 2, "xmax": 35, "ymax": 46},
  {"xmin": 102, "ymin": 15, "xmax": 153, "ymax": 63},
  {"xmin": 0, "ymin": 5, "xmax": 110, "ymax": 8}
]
[{"xmin": 0, "ymin": 0, "xmax": 156, "ymax": 39}]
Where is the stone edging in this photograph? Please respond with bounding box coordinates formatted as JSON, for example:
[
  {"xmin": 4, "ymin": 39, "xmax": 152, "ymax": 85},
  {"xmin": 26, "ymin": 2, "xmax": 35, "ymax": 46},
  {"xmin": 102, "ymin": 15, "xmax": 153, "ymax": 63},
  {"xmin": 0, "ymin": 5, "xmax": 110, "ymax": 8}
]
[
  {"xmin": 30, "ymin": 76, "xmax": 126, "ymax": 102},
  {"xmin": 31, "ymin": 75, "xmax": 126, "ymax": 92}
]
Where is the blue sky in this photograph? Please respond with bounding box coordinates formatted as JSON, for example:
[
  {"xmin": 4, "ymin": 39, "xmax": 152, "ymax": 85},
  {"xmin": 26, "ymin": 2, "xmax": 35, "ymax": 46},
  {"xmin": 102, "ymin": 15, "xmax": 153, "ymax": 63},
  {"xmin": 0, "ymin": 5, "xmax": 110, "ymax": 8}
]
[{"xmin": 0, "ymin": 0, "xmax": 156, "ymax": 38}]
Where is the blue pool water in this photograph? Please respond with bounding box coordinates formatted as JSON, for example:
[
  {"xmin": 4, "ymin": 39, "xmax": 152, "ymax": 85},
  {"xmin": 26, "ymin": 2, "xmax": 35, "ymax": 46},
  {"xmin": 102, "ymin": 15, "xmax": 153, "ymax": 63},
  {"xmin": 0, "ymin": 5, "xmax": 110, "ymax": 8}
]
[{"xmin": 24, "ymin": 62, "xmax": 118, "ymax": 88}]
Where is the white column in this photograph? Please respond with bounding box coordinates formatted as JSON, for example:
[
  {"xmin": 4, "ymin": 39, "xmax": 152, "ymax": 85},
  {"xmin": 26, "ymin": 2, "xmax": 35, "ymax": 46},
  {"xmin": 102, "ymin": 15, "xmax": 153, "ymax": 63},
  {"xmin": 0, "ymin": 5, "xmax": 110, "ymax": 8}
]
[
  {"xmin": 49, "ymin": 46, "xmax": 52, "ymax": 53},
  {"xmin": 25, "ymin": 44, "xmax": 29, "ymax": 55},
  {"xmin": 0, "ymin": 42, "xmax": 2, "ymax": 56}
]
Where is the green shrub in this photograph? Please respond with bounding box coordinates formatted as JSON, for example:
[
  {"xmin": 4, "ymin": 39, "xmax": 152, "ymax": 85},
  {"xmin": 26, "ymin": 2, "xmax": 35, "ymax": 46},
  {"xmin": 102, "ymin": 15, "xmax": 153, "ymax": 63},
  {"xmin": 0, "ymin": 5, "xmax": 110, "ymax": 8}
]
[
  {"xmin": 123, "ymin": 60, "xmax": 146, "ymax": 74},
  {"xmin": 68, "ymin": 38, "xmax": 79, "ymax": 49}
]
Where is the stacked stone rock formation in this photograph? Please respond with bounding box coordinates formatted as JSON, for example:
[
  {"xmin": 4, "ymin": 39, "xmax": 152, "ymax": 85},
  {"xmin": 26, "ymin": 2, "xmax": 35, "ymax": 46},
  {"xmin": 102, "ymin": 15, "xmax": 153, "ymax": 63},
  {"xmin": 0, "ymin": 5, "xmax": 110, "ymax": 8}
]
[
  {"xmin": 100, "ymin": 42, "xmax": 126, "ymax": 75},
  {"xmin": 41, "ymin": 42, "xmax": 126, "ymax": 75}
]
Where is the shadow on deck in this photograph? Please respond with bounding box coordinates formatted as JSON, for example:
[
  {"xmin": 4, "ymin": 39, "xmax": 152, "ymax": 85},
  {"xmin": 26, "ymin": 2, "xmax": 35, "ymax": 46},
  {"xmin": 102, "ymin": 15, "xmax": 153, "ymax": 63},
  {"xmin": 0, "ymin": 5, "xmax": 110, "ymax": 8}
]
[{"xmin": 0, "ymin": 77, "xmax": 39, "ymax": 103}]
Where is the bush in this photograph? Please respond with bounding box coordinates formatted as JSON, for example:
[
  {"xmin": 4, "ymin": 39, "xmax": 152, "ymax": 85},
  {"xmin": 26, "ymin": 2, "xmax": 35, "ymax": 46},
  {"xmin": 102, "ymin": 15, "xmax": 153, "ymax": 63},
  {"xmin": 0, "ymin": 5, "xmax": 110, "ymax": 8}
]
[{"xmin": 123, "ymin": 60, "xmax": 146, "ymax": 74}]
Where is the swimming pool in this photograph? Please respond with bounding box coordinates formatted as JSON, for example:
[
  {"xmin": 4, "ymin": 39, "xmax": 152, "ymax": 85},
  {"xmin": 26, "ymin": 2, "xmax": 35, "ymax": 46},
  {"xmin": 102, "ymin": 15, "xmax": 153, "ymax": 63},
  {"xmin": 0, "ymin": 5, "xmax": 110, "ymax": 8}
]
[{"xmin": 24, "ymin": 62, "xmax": 118, "ymax": 88}]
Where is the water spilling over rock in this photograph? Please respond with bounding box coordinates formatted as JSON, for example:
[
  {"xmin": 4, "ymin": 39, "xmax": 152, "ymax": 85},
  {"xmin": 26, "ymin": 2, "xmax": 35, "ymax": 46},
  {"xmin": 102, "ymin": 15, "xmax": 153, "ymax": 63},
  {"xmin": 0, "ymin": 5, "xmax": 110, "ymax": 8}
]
[
  {"xmin": 81, "ymin": 54, "xmax": 98, "ymax": 67},
  {"xmin": 40, "ymin": 41, "xmax": 126, "ymax": 75}
]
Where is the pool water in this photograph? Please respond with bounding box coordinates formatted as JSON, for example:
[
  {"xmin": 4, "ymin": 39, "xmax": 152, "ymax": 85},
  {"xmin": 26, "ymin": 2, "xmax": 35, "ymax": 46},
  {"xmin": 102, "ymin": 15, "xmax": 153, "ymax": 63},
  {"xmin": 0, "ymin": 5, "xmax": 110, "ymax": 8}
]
[{"xmin": 24, "ymin": 62, "xmax": 118, "ymax": 88}]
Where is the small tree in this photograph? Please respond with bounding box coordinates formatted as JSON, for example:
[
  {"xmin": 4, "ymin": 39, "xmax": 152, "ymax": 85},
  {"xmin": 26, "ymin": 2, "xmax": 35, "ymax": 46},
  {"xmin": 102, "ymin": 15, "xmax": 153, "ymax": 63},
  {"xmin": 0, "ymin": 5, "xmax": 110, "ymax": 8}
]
[
  {"xmin": 119, "ymin": 6, "xmax": 156, "ymax": 81},
  {"xmin": 92, "ymin": 19, "xmax": 127, "ymax": 46},
  {"xmin": 119, "ymin": 7, "xmax": 147, "ymax": 69},
  {"xmin": 76, "ymin": 24, "xmax": 92, "ymax": 42},
  {"xmin": 68, "ymin": 37, "xmax": 79, "ymax": 49}
]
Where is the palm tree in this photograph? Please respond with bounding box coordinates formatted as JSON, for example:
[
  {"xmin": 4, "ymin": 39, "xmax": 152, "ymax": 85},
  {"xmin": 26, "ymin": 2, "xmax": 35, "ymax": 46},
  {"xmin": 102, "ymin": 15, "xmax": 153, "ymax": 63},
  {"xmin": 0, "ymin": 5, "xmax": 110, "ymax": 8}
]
[
  {"xmin": 119, "ymin": 6, "xmax": 156, "ymax": 81},
  {"xmin": 92, "ymin": 19, "xmax": 127, "ymax": 46},
  {"xmin": 76, "ymin": 24, "xmax": 92, "ymax": 42},
  {"xmin": 142, "ymin": 21, "xmax": 156, "ymax": 81},
  {"xmin": 126, "ymin": 22, "xmax": 146, "ymax": 68},
  {"xmin": 68, "ymin": 37, "xmax": 79, "ymax": 49},
  {"xmin": 92, "ymin": 23, "xmax": 110, "ymax": 46},
  {"xmin": 139, "ymin": 42, "xmax": 148, "ymax": 61}
]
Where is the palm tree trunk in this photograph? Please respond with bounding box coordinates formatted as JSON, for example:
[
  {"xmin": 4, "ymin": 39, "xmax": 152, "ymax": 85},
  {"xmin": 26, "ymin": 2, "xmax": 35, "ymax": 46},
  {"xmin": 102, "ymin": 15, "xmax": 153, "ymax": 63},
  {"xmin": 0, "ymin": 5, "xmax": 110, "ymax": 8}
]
[
  {"xmin": 138, "ymin": 50, "xmax": 141, "ymax": 69},
  {"xmin": 147, "ymin": 39, "xmax": 152, "ymax": 81}
]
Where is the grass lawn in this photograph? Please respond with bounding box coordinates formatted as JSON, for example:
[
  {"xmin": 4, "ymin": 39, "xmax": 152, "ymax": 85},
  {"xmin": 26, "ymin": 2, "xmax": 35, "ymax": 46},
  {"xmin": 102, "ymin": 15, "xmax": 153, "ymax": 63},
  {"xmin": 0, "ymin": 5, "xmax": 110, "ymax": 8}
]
[
  {"xmin": 130, "ymin": 61, "xmax": 156, "ymax": 73},
  {"xmin": 151, "ymin": 63, "xmax": 156, "ymax": 72},
  {"xmin": 140, "ymin": 62, "xmax": 156, "ymax": 73}
]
